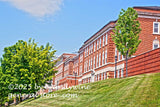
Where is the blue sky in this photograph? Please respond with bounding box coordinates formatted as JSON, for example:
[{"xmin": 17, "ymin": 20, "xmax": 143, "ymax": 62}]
[{"xmin": 0, "ymin": 0, "xmax": 159, "ymax": 57}]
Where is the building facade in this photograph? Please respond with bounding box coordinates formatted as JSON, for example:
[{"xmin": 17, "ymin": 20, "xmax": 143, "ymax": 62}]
[{"xmin": 53, "ymin": 6, "xmax": 160, "ymax": 88}]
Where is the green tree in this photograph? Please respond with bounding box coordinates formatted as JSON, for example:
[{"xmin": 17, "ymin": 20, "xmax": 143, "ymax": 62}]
[
  {"xmin": 0, "ymin": 67, "xmax": 9, "ymax": 106},
  {"xmin": 0, "ymin": 39, "xmax": 57, "ymax": 104},
  {"xmin": 112, "ymin": 7, "xmax": 141, "ymax": 77}
]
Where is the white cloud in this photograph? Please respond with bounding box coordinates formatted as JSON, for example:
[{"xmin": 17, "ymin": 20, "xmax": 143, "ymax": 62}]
[{"xmin": 1, "ymin": 0, "xmax": 63, "ymax": 17}]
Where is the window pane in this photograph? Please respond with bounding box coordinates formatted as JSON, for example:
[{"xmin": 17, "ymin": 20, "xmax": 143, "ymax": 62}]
[
  {"xmin": 154, "ymin": 28, "xmax": 158, "ymax": 33},
  {"xmin": 155, "ymin": 23, "xmax": 158, "ymax": 27},
  {"xmin": 154, "ymin": 44, "xmax": 158, "ymax": 49},
  {"xmin": 154, "ymin": 23, "xmax": 159, "ymax": 33}
]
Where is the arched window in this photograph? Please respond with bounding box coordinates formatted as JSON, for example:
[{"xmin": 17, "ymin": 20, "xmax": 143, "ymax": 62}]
[{"xmin": 153, "ymin": 38, "xmax": 159, "ymax": 49}]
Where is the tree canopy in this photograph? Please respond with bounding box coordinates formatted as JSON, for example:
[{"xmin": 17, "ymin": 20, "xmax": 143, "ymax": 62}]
[
  {"xmin": 0, "ymin": 38, "xmax": 57, "ymax": 105},
  {"xmin": 112, "ymin": 7, "xmax": 141, "ymax": 77}
]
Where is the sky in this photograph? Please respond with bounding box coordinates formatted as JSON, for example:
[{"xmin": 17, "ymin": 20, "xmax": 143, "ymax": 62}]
[{"xmin": 0, "ymin": 0, "xmax": 159, "ymax": 57}]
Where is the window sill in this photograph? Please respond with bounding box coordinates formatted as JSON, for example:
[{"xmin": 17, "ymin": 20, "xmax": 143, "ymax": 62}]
[{"xmin": 153, "ymin": 33, "xmax": 160, "ymax": 35}]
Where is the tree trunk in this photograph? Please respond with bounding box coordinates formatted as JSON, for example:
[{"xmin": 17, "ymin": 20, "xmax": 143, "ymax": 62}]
[
  {"xmin": 126, "ymin": 51, "xmax": 128, "ymax": 77},
  {"xmin": 15, "ymin": 95, "xmax": 19, "ymax": 105},
  {"xmin": 34, "ymin": 92, "xmax": 37, "ymax": 99},
  {"xmin": 20, "ymin": 97, "xmax": 22, "ymax": 102}
]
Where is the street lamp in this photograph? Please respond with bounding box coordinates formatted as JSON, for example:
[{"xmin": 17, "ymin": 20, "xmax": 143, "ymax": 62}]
[
  {"xmin": 73, "ymin": 71, "xmax": 77, "ymax": 86},
  {"xmin": 114, "ymin": 55, "xmax": 117, "ymax": 78}
]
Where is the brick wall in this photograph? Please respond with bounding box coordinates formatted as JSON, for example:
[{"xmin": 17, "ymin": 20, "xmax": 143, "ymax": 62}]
[{"xmin": 124, "ymin": 48, "xmax": 160, "ymax": 77}]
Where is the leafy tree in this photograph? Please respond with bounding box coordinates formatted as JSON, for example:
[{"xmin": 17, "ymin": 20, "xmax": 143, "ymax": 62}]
[
  {"xmin": 0, "ymin": 39, "xmax": 57, "ymax": 104},
  {"xmin": 112, "ymin": 7, "xmax": 141, "ymax": 77},
  {"xmin": 0, "ymin": 67, "xmax": 8, "ymax": 106}
]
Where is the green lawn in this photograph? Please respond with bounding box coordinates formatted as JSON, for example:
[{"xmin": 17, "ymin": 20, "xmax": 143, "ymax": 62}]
[{"xmin": 15, "ymin": 73, "xmax": 160, "ymax": 107}]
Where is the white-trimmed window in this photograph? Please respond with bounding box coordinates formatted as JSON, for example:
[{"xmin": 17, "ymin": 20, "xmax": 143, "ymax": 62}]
[
  {"xmin": 91, "ymin": 44, "xmax": 93, "ymax": 53},
  {"xmin": 97, "ymin": 40, "xmax": 99, "ymax": 50},
  {"xmin": 122, "ymin": 55, "xmax": 124, "ymax": 60},
  {"xmin": 102, "ymin": 51, "xmax": 105, "ymax": 64},
  {"xmin": 79, "ymin": 65, "xmax": 82, "ymax": 74},
  {"xmin": 95, "ymin": 75, "xmax": 97, "ymax": 81},
  {"xmin": 105, "ymin": 49, "xmax": 107, "ymax": 63},
  {"xmin": 85, "ymin": 62, "xmax": 86, "ymax": 72},
  {"xmin": 99, "ymin": 53, "xmax": 101, "ymax": 66},
  {"xmin": 98, "ymin": 74, "xmax": 99, "ymax": 81},
  {"xmin": 87, "ymin": 61, "xmax": 88, "ymax": 71},
  {"xmin": 84, "ymin": 62, "xmax": 86, "ymax": 72},
  {"xmin": 100, "ymin": 38, "xmax": 101, "ymax": 48},
  {"xmin": 94, "ymin": 42, "xmax": 96, "ymax": 52},
  {"xmin": 101, "ymin": 73, "xmax": 103, "ymax": 80},
  {"xmin": 153, "ymin": 22, "xmax": 159, "ymax": 34},
  {"xmin": 121, "ymin": 69, "xmax": 123, "ymax": 78},
  {"xmin": 80, "ymin": 54, "xmax": 83, "ymax": 62},
  {"xmin": 118, "ymin": 52, "xmax": 121, "ymax": 61},
  {"xmin": 118, "ymin": 69, "xmax": 120, "ymax": 78},
  {"xmin": 87, "ymin": 47, "xmax": 88, "ymax": 56},
  {"xmin": 153, "ymin": 38, "xmax": 159, "ymax": 49},
  {"xmin": 89, "ymin": 58, "xmax": 90, "ymax": 70},
  {"xmin": 91, "ymin": 57, "xmax": 92, "ymax": 69},
  {"xmin": 94, "ymin": 56, "xmax": 95, "ymax": 68},
  {"xmin": 103, "ymin": 36, "xmax": 105, "ymax": 46},
  {"xmin": 97, "ymin": 54, "xmax": 99, "ymax": 67},
  {"xmin": 115, "ymin": 48, "xmax": 117, "ymax": 56},
  {"xmin": 106, "ymin": 34, "xmax": 108, "ymax": 45}
]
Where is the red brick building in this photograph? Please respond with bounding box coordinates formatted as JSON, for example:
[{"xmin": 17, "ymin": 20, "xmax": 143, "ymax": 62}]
[{"xmin": 53, "ymin": 6, "xmax": 160, "ymax": 88}]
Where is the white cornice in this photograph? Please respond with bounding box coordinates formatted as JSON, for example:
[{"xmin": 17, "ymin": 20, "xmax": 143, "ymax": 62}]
[
  {"xmin": 79, "ymin": 28, "xmax": 113, "ymax": 52},
  {"xmin": 138, "ymin": 15, "xmax": 160, "ymax": 19}
]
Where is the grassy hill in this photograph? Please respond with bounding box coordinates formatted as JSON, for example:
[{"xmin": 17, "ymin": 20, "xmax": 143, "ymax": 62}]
[{"xmin": 15, "ymin": 73, "xmax": 160, "ymax": 107}]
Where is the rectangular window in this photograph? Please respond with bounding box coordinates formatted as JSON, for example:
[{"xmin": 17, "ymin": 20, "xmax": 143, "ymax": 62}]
[
  {"xmin": 97, "ymin": 40, "xmax": 99, "ymax": 50},
  {"xmin": 98, "ymin": 74, "xmax": 99, "ymax": 81},
  {"xmin": 119, "ymin": 52, "xmax": 121, "ymax": 61},
  {"xmin": 103, "ymin": 36, "xmax": 105, "ymax": 46},
  {"xmin": 99, "ymin": 53, "xmax": 101, "ymax": 66},
  {"xmin": 91, "ymin": 58, "xmax": 92, "ymax": 69},
  {"xmin": 121, "ymin": 69, "xmax": 123, "ymax": 78},
  {"xmin": 118, "ymin": 69, "xmax": 120, "ymax": 78},
  {"xmin": 102, "ymin": 51, "xmax": 104, "ymax": 64},
  {"xmin": 91, "ymin": 44, "xmax": 93, "ymax": 53},
  {"xmin": 153, "ymin": 22, "xmax": 159, "ymax": 34},
  {"xmin": 95, "ymin": 75, "xmax": 97, "ymax": 81},
  {"xmin": 122, "ymin": 55, "xmax": 124, "ymax": 60},
  {"xmin": 106, "ymin": 34, "xmax": 108, "ymax": 45},
  {"xmin": 86, "ymin": 62, "xmax": 87, "ymax": 72},
  {"xmin": 84, "ymin": 62, "xmax": 85, "ymax": 72},
  {"xmin": 100, "ymin": 38, "xmax": 101, "ymax": 48},
  {"xmin": 89, "ymin": 59, "xmax": 90, "ymax": 70},
  {"xmin": 87, "ymin": 47, "xmax": 88, "ymax": 56},
  {"xmin": 85, "ymin": 62, "xmax": 87, "ymax": 72},
  {"xmin": 115, "ymin": 48, "xmax": 117, "ymax": 56},
  {"xmin": 101, "ymin": 73, "xmax": 103, "ymax": 80},
  {"xmin": 154, "ymin": 44, "xmax": 159, "ymax": 49},
  {"xmin": 87, "ymin": 61, "xmax": 88, "ymax": 71},
  {"xmin": 94, "ymin": 42, "xmax": 96, "ymax": 52},
  {"xmin": 94, "ymin": 56, "xmax": 95, "ymax": 68},
  {"xmin": 97, "ymin": 54, "xmax": 99, "ymax": 67},
  {"xmin": 105, "ymin": 49, "xmax": 107, "ymax": 63},
  {"xmin": 79, "ymin": 65, "xmax": 82, "ymax": 74}
]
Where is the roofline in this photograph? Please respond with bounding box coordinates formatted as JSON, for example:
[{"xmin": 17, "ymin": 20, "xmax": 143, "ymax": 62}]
[
  {"xmin": 83, "ymin": 20, "xmax": 116, "ymax": 44},
  {"xmin": 133, "ymin": 6, "xmax": 160, "ymax": 11}
]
